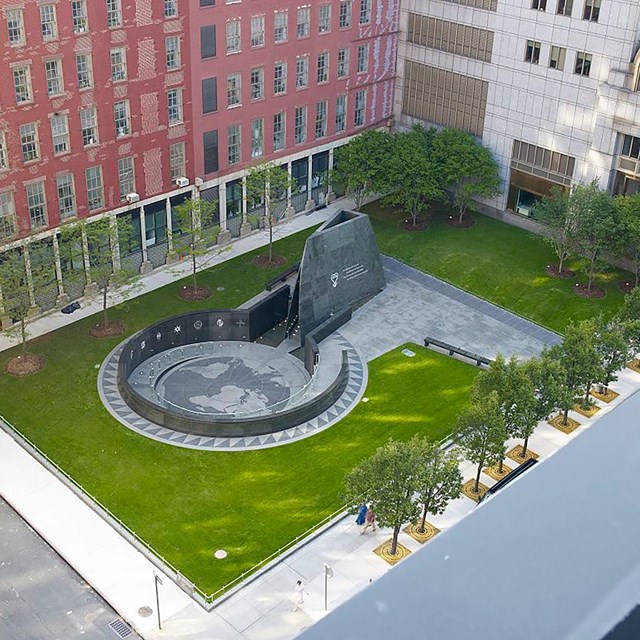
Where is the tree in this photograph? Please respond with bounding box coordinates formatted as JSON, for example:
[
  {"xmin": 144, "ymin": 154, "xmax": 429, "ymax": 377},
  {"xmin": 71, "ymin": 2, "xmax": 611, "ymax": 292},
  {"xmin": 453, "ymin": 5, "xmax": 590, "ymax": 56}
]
[
  {"xmin": 572, "ymin": 182, "xmax": 621, "ymax": 291},
  {"xmin": 382, "ymin": 125, "xmax": 444, "ymax": 228},
  {"xmin": 341, "ymin": 438, "xmax": 422, "ymax": 556},
  {"xmin": 433, "ymin": 128, "xmax": 501, "ymax": 223},
  {"xmin": 61, "ymin": 217, "xmax": 140, "ymax": 334},
  {"xmin": 532, "ymin": 186, "xmax": 579, "ymax": 275},
  {"xmin": 415, "ymin": 441, "xmax": 462, "ymax": 533},
  {"xmin": 332, "ymin": 129, "xmax": 394, "ymax": 210},
  {"xmin": 172, "ymin": 197, "xmax": 219, "ymax": 297},
  {"xmin": 454, "ymin": 392, "xmax": 508, "ymax": 494},
  {"xmin": 245, "ymin": 161, "xmax": 293, "ymax": 265},
  {"xmin": 616, "ymin": 193, "xmax": 640, "ymax": 288},
  {"xmin": 593, "ymin": 316, "xmax": 634, "ymax": 394},
  {"xmin": 617, "ymin": 288, "xmax": 640, "ymax": 363}
]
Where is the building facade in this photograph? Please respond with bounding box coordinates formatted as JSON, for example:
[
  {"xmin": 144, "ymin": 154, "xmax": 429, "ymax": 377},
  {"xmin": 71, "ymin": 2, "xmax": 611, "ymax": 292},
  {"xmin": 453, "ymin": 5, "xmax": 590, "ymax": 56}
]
[
  {"xmin": 395, "ymin": 0, "xmax": 640, "ymax": 216},
  {"xmin": 0, "ymin": 0, "xmax": 397, "ymax": 322}
]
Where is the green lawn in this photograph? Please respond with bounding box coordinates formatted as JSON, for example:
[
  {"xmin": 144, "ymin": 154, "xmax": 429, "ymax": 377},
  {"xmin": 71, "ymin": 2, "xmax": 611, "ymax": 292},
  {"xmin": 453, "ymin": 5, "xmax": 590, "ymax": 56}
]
[
  {"xmin": 0, "ymin": 223, "xmax": 477, "ymax": 594},
  {"xmin": 364, "ymin": 202, "xmax": 630, "ymax": 333}
]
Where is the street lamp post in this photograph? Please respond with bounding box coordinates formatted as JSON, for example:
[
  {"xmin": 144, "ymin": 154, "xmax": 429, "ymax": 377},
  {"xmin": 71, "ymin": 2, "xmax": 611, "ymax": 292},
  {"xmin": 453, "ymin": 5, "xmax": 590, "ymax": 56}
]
[
  {"xmin": 154, "ymin": 572, "xmax": 163, "ymax": 630},
  {"xmin": 323, "ymin": 563, "xmax": 334, "ymax": 611}
]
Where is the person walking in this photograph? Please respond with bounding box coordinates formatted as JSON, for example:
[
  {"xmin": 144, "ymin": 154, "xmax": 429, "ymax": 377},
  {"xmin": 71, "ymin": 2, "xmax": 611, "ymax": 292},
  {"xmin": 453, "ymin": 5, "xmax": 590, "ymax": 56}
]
[
  {"xmin": 355, "ymin": 502, "xmax": 368, "ymax": 527},
  {"xmin": 361, "ymin": 506, "xmax": 376, "ymax": 534},
  {"xmin": 293, "ymin": 579, "xmax": 308, "ymax": 611}
]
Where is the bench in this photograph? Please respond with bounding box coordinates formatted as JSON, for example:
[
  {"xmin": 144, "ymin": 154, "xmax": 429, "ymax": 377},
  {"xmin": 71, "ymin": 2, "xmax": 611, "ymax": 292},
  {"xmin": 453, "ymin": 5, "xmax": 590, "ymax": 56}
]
[
  {"xmin": 265, "ymin": 262, "xmax": 301, "ymax": 291},
  {"xmin": 424, "ymin": 337, "xmax": 492, "ymax": 367}
]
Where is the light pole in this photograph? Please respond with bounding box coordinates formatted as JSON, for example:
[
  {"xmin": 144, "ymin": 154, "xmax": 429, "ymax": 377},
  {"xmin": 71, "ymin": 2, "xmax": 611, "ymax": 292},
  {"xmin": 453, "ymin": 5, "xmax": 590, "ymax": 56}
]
[
  {"xmin": 323, "ymin": 563, "xmax": 334, "ymax": 611},
  {"xmin": 154, "ymin": 572, "xmax": 163, "ymax": 630}
]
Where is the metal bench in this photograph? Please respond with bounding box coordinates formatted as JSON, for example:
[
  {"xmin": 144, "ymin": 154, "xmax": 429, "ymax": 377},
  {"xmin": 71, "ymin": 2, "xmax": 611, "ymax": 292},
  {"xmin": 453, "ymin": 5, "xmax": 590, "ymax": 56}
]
[{"xmin": 424, "ymin": 337, "xmax": 492, "ymax": 367}]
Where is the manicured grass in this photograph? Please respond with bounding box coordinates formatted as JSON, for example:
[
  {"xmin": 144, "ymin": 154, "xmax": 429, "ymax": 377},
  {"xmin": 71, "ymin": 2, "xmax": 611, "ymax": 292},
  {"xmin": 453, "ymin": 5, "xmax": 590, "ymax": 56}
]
[
  {"xmin": 0, "ymin": 220, "xmax": 477, "ymax": 594},
  {"xmin": 364, "ymin": 202, "xmax": 630, "ymax": 333}
]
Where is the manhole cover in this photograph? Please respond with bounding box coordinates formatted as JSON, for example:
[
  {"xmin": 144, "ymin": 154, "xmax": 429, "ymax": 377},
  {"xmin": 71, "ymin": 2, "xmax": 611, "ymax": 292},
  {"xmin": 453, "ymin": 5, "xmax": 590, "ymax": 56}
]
[
  {"xmin": 108, "ymin": 619, "xmax": 133, "ymax": 638},
  {"xmin": 214, "ymin": 549, "xmax": 228, "ymax": 559},
  {"xmin": 138, "ymin": 606, "xmax": 153, "ymax": 617}
]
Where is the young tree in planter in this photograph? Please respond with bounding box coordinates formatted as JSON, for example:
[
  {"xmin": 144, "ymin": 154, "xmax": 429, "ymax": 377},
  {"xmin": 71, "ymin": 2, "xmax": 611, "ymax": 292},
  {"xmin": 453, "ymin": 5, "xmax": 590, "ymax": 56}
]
[
  {"xmin": 617, "ymin": 288, "xmax": 640, "ymax": 364},
  {"xmin": 245, "ymin": 161, "xmax": 293, "ymax": 266},
  {"xmin": 616, "ymin": 193, "xmax": 640, "ymax": 288},
  {"xmin": 454, "ymin": 391, "xmax": 508, "ymax": 495},
  {"xmin": 331, "ymin": 129, "xmax": 394, "ymax": 210},
  {"xmin": 532, "ymin": 186, "xmax": 580, "ymax": 276},
  {"xmin": 341, "ymin": 438, "xmax": 422, "ymax": 556},
  {"xmin": 172, "ymin": 197, "xmax": 219, "ymax": 299},
  {"xmin": 61, "ymin": 218, "xmax": 140, "ymax": 336},
  {"xmin": 593, "ymin": 316, "xmax": 634, "ymax": 395},
  {"xmin": 433, "ymin": 128, "xmax": 501, "ymax": 224},
  {"xmin": 415, "ymin": 441, "xmax": 462, "ymax": 533},
  {"xmin": 382, "ymin": 125, "xmax": 444, "ymax": 228}
]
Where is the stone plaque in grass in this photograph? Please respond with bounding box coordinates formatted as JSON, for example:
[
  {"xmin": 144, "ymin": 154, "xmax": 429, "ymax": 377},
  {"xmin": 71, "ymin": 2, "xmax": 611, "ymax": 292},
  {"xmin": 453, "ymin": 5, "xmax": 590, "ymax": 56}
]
[
  {"xmin": 178, "ymin": 285, "xmax": 212, "ymax": 301},
  {"xmin": 5, "ymin": 353, "xmax": 46, "ymax": 377},
  {"xmin": 254, "ymin": 255, "xmax": 287, "ymax": 269}
]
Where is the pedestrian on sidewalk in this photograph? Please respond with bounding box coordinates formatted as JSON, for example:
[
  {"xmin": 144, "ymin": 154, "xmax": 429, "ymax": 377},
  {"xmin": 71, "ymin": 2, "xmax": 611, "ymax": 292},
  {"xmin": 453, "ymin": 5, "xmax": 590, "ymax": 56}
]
[
  {"xmin": 293, "ymin": 579, "xmax": 309, "ymax": 611},
  {"xmin": 355, "ymin": 502, "xmax": 368, "ymax": 526},
  {"xmin": 361, "ymin": 506, "xmax": 376, "ymax": 534}
]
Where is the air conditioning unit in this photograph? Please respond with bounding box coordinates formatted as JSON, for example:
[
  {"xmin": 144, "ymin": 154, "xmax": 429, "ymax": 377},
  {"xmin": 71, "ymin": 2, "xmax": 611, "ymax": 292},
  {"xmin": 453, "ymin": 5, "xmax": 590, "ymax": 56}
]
[
  {"xmin": 175, "ymin": 176, "xmax": 189, "ymax": 188},
  {"xmin": 126, "ymin": 192, "xmax": 140, "ymax": 203}
]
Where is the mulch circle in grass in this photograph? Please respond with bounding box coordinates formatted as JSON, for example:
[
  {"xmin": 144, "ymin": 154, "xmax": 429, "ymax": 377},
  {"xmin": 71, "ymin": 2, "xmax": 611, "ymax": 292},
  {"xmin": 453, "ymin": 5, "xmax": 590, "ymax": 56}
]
[
  {"xmin": 5, "ymin": 353, "xmax": 46, "ymax": 377},
  {"xmin": 178, "ymin": 285, "xmax": 212, "ymax": 301},
  {"xmin": 399, "ymin": 218, "xmax": 429, "ymax": 231},
  {"xmin": 446, "ymin": 214, "xmax": 476, "ymax": 229},
  {"xmin": 254, "ymin": 255, "xmax": 287, "ymax": 269},
  {"xmin": 545, "ymin": 265, "xmax": 576, "ymax": 278},
  {"xmin": 619, "ymin": 280, "xmax": 636, "ymax": 294},
  {"xmin": 573, "ymin": 283, "xmax": 606, "ymax": 299},
  {"xmin": 90, "ymin": 321, "xmax": 126, "ymax": 338}
]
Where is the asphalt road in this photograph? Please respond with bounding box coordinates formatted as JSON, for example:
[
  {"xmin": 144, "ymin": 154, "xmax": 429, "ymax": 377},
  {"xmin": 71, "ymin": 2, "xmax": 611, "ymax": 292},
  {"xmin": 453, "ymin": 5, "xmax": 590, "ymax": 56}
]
[{"xmin": 0, "ymin": 497, "xmax": 141, "ymax": 640}]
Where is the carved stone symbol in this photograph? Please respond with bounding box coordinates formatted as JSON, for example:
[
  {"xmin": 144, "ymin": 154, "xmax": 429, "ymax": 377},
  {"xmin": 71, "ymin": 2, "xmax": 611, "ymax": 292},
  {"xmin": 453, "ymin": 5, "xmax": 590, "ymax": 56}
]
[
  {"xmin": 216, "ymin": 318, "xmax": 224, "ymax": 327},
  {"xmin": 140, "ymin": 340, "xmax": 146, "ymax": 350},
  {"xmin": 156, "ymin": 332, "xmax": 162, "ymax": 341},
  {"xmin": 194, "ymin": 320, "xmax": 203, "ymax": 330},
  {"xmin": 174, "ymin": 325, "xmax": 182, "ymax": 334},
  {"xmin": 236, "ymin": 319, "xmax": 246, "ymax": 327},
  {"xmin": 330, "ymin": 272, "xmax": 339, "ymax": 288}
]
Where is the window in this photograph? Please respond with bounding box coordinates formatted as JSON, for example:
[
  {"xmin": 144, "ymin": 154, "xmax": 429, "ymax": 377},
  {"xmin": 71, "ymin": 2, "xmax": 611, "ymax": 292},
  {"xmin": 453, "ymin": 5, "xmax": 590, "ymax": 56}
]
[
  {"xmin": 354, "ymin": 89, "xmax": 366, "ymax": 126},
  {"xmin": 40, "ymin": 5, "xmax": 57, "ymax": 40},
  {"xmin": 296, "ymin": 56, "xmax": 309, "ymax": 88},
  {"xmin": 13, "ymin": 66, "xmax": 32, "ymax": 103},
  {"xmin": 359, "ymin": 0, "xmax": 371, "ymax": 24},
  {"xmin": 56, "ymin": 174, "xmax": 76, "ymax": 220},
  {"xmin": 167, "ymin": 89, "xmax": 183, "ymax": 124},
  {"xmin": 203, "ymin": 130, "xmax": 219, "ymax": 174},
  {"xmin": 318, "ymin": 4, "xmax": 331, "ymax": 33},
  {"xmin": 337, "ymin": 48, "xmax": 350, "ymax": 78},
  {"xmin": 525, "ymin": 40, "xmax": 541, "ymax": 64},
  {"xmin": 26, "ymin": 182, "xmax": 47, "ymax": 228},
  {"xmin": 251, "ymin": 15, "xmax": 265, "ymax": 47},
  {"xmin": 227, "ymin": 73, "xmax": 241, "ymax": 106},
  {"xmin": 19, "ymin": 123, "xmax": 39, "ymax": 162},
  {"xmin": 118, "ymin": 157, "xmax": 135, "ymax": 199},
  {"xmin": 200, "ymin": 0, "xmax": 215, "ymax": 6},
  {"xmin": 106, "ymin": 0, "xmax": 122, "ymax": 28},
  {"xmin": 297, "ymin": 6, "xmax": 310, "ymax": 38},
  {"xmin": 76, "ymin": 54, "xmax": 93, "ymax": 89},
  {"xmin": 357, "ymin": 43, "xmax": 369, "ymax": 73},
  {"xmin": 273, "ymin": 112, "xmax": 285, "ymax": 151},
  {"xmin": 200, "ymin": 25, "xmax": 216, "ymax": 58},
  {"xmin": 72, "ymin": 1, "xmax": 88, "ymax": 33},
  {"xmin": 226, "ymin": 20, "xmax": 240, "ymax": 53},
  {"xmin": 274, "ymin": 62, "xmax": 287, "ymax": 94},
  {"xmin": 250, "ymin": 67, "xmax": 264, "ymax": 100},
  {"xmin": 6, "ymin": 9, "xmax": 25, "ymax": 45},
  {"xmin": 0, "ymin": 132, "xmax": 7, "ymax": 170},
  {"xmin": 294, "ymin": 106, "xmax": 307, "ymax": 144},
  {"xmin": 575, "ymin": 51, "xmax": 592, "ymax": 76},
  {"xmin": 622, "ymin": 135, "xmax": 640, "ymax": 160},
  {"xmin": 583, "ymin": 0, "xmax": 600, "ymax": 21},
  {"xmin": 315, "ymin": 101, "xmax": 327, "ymax": 139},
  {"xmin": 531, "ymin": 0, "xmax": 546, "ymax": 9},
  {"xmin": 549, "ymin": 46, "xmax": 566, "ymax": 70},
  {"xmin": 169, "ymin": 142, "xmax": 185, "ymax": 181},
  {"xmin": 335, "ymin": 95, "xmax": 347, "ymax": 133},
  {"xmin": 110, "ymin": 48, "xmax": 127, "ymax": 82},
  {"xmin": 45, "ymin": 59, "xmax": 64, "ymax": 96},
  {"xmin": 165, "ymin": 36, "xmax": 181, "ymax": 69},
  {"xmin": 85, "ymin": 167, "xmax": 104, "ymax": 211},
  {"xmin": 50, "ymin": 114, "xmax": 70, "ymax": 154},
  {"xmin": 317, "ymin": 52, "xmax": 329, "ymax": 83},
  {"xmin": 202, "ymin": 77, "xmax": 218, "ymax": 113},
  {"xmin": 227, "ymin": 124, "xmax": 241, "ymax": 165},
  {"xmin": 556, "ymin": 0, "xmax": 573, "ymax": 14},
  {"xmin": 80, "ymin": 106, "xmax": 98, "ymax": 145},
  {"xmin": 274, "ymin": 11, "xmax": 288, "ymax": 42},
  {"xmin": 339, "ymin": 1, "xmax": 352, "ymax": 28},
  {"xmin": 251, "ymin": 118, "xmax": 264, "ymax": 158},
  {"xmin": 164, "ymin": 0, "xmax": 178, "ymax": 18},
  {"xmin": 0, "ymin": 192, "xmax": 16, "ymax": 239},
  {"xmin": 114, "ymin": 101, "xmax": 131, "ymax": 137}
]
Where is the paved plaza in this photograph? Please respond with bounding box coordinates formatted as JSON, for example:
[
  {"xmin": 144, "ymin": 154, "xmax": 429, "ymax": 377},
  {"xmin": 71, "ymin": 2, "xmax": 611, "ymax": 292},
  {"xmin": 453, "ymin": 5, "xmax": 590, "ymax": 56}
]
[{"xmin": 0, "ymin": 197, "xmax": 638, "ymax": 640}]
